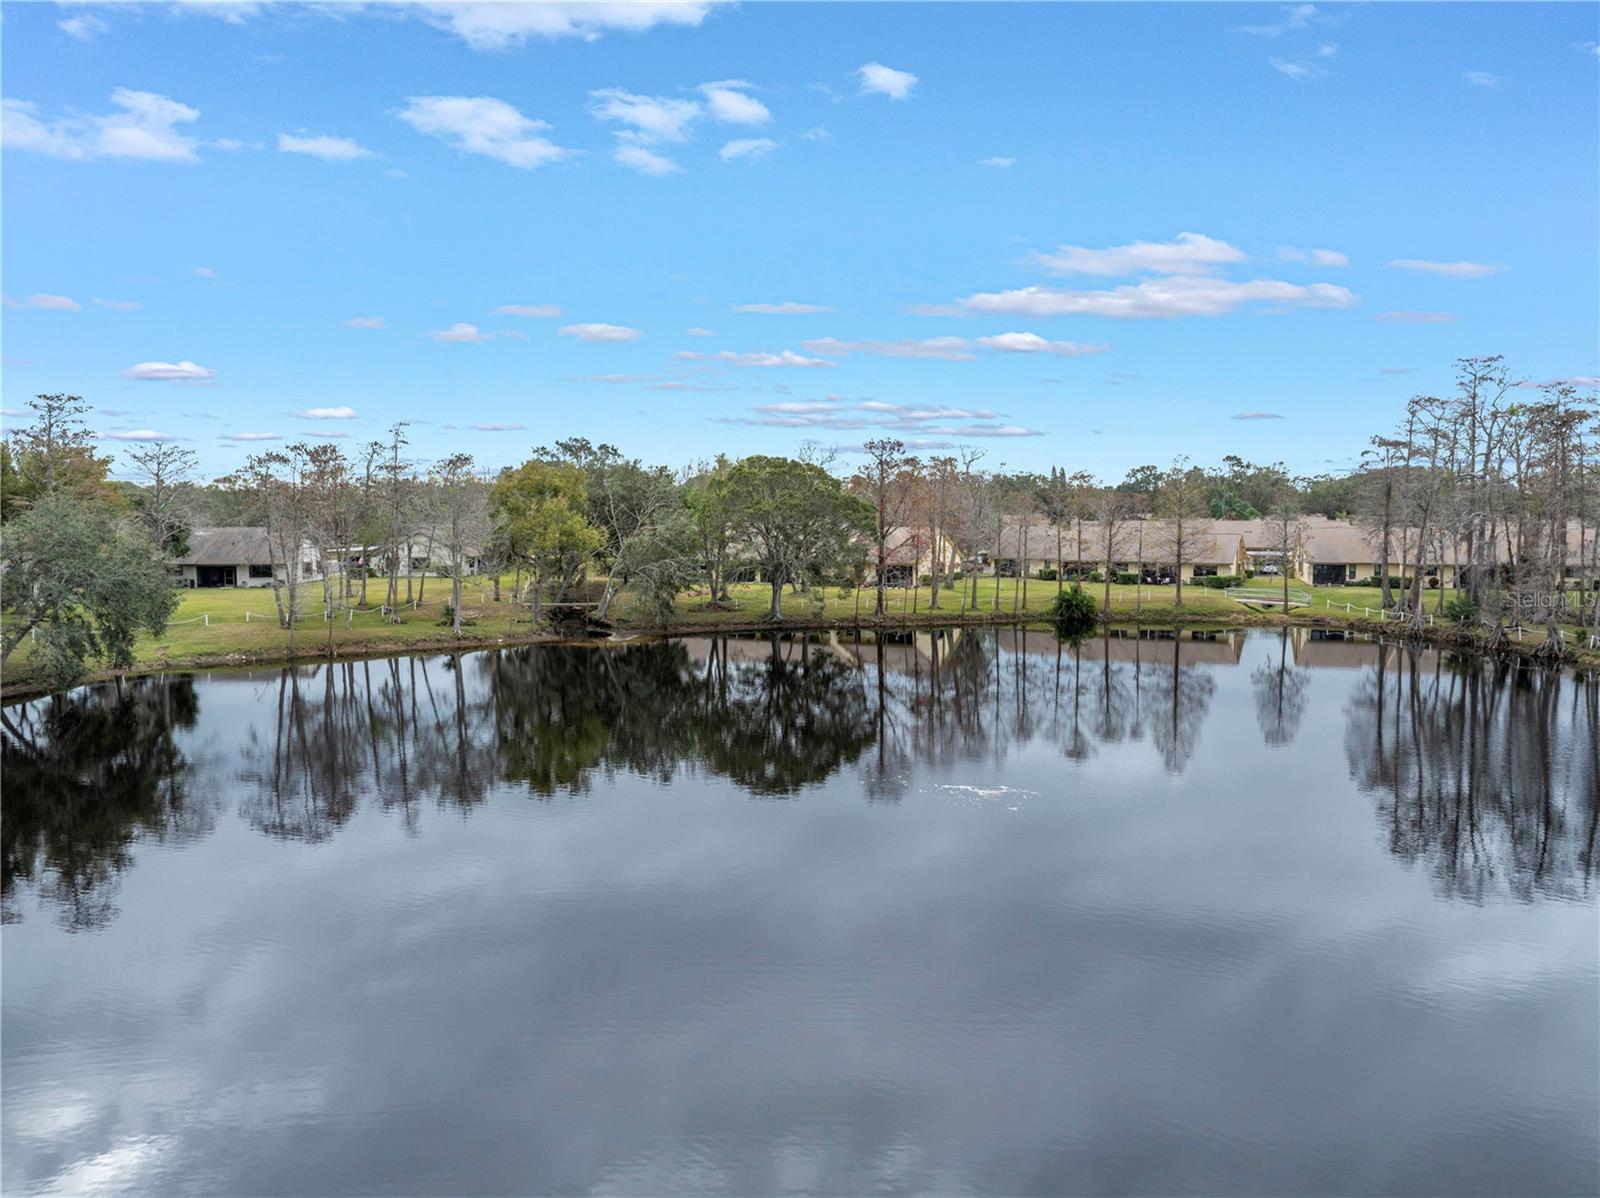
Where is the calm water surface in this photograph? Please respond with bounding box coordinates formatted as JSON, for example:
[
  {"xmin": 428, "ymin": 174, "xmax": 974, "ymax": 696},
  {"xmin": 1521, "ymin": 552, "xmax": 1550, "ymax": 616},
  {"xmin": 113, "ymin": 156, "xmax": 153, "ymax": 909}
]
[{"xmin": 3, "ymin": 628, "xmax": 1597, "ymax": 1196}]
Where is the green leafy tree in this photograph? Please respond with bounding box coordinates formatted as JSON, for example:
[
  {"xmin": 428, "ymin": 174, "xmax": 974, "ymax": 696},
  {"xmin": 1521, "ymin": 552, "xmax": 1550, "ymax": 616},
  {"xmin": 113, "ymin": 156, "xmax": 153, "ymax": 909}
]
[
  {"xmin": 1, "ymin": 492, "xmax": 178, "ymax": 689},
  {"xmin": 712, "ymin": 455, "xmax": 873, "ymax": 621},
  {"xmin": 489, "ymin": 460, "xmax": 605, "ymax": 620}
]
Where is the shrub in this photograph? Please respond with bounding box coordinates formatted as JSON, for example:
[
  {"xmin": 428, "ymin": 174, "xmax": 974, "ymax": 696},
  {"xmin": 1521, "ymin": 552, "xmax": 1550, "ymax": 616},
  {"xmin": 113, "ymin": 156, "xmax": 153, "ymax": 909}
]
[
  {"xmin": 1048, "ymin": 584, "xmax": 1099, "ymax": 631},
  {"xmin": 1443, "ymin": 594, "xmax": 1477, "ymax": 624},
  {"xmin": 1085, "ymin": 570, "xmax": 1105, "ymax": 584},
  {"xmin": 1194, "ymin": 575, "xmax": 1242, "ymax": 589},
  {"xmin": 1037, "ymin": 566, "xmax": 1058, "ymax": 581},
  {"xmin": 1113, "ymin": 571, "xmax": 1139, "ymax": 585}
]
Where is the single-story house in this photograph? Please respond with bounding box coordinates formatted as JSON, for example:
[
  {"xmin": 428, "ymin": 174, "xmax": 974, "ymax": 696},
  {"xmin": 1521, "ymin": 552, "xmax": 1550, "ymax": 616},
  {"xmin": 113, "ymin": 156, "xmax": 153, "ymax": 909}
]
[
  {"xmin": 866, "ymin": 526, "xmax": 961, "ymax": 586},
  {"xmin": 993, "ymin": 517, "xmax": 1247, "ymax": 582},
  {"xmin": 173, "ymin": 527, "xmax": 322, "ymax": 588}
]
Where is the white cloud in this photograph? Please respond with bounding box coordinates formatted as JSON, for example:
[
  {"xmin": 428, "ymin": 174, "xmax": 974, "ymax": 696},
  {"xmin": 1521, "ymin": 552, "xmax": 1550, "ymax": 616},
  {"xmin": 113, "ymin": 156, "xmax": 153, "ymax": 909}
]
[
  {"xmin": 589, "ymin": 88, "xmax": 702, "ymax": 142},
  {"xmin": 59, "ymin": 14, "xmax": 111, "ymax": 41},
  {"xmin": 858, "ymin": 401, "xmax": 1002, "ymax": 421},
  {"xmin": 294, "ymin": 406, "xmax": 358, "ymax": 420},
  {"xmin": 684, "ymin": 326, "xmax": 717, "ymax": 336},
  {"xmin": 858, "ymin": 62, "xmax": 918, "ymax": 100},
  {"xmin": 613, "ymin": 142, "xmax": 681, "ymax": 175},
  {"xmin": 221, "ymin": 431, "xmax": 281, "ymax": 442},
  {"xmin": 560, "ymin": 322, "xmax": 641, "ymax": 342},
  {"xmin": 1277, "ymin": 246, "xmax": 1348, "ymax": 266},
  {"xmin": 801, "ymin": 337, "xmax": 975, "ymax": 361},
  {"xmin": 93, "ymin": 298, "xmax": 142, "ymax": 311},
  {"xmin": 1387, "ymin": 258, "xmax": 1504, "ymax": 278},
  {"xmin": 957, "ymin": 275, "xmax": 1355, "ymax": 319},
  {"xmin": 3, "ymin": 293, "xmax": 81, "ymax": 312},
  {"xmin": 469, "ymin": 422, "xmax": 527, "ymax": 431},
  {"xmin": 1269, "ymin": 56, "xmax": 1313, "ymax": 79},
  {"xmin": 121, "ymin": 359, "xmax": 216, "ymax": 381},
  {"xmin": 278, "ymin": 132, "xmax": 372, "ymax": 161},
  {"xmin": 410, "ymin": 2, "xmax": 723, "ymax": 51},
  {"xmin": 190, "ymin": 266, "xmax": 220, "ymax": 278},
  {"xmin": 495, "ymin": 303, "xmax": 562, "ymax": 317},
  {"xmin": 2, "ymin": 89, "xmax": 202, "ymax": 162},
  {"xmin": 1030, "ymin": 232, "xmax": 1247, "ymax": 276},
  {"xmin": 720, "ymin": 137, "xmax": 777, "ymax": 162},
  {"xmin": 699, "ymin": 80, "xmax": 771, "ymax": 124},
  {"xmin": 434, "ymin": 322, "xmax": 493, "ymax": 343},
  {"xmin": 675, "ymin": 349, "xmax": 835, "ymax": 368},
  {"xmin": 734, "ymin": 301, "xmax": 831, "ymax": 315},
  {"xmin": 1235, "ymin": 4, "xmax": 1326, "ymax": 37},
  {"xmin": 722, "ymin": 398, "xmax": 1037, "ymax": 438},
  {"xmin": 398, "ymin": 95, "xmax": 570, "ymax": 169},
  {"xmin": 974, "ymin": 332, "xmax": 1110, "ymax": 357},
  {"xmin": 1464, "ymin": 71, "xmax": 1502, "ymax": 87},
  {"xmin": 101, "ymin": 428, "xmax": 177, "ymax": 442},
  {"xmin": 1375, "ymin": 310, "xmax": 1456, "ymax": 323},
  {"xmin": 979, "ymin": 156, "xmax": 1016, "ymax": 169},
  {"xmin": 344, "ymin": 316, "xmax": 386, "ymax": 329},
  {"xmin": 800, "ymin": 125, "xmax": 831, "ymax": 141}
]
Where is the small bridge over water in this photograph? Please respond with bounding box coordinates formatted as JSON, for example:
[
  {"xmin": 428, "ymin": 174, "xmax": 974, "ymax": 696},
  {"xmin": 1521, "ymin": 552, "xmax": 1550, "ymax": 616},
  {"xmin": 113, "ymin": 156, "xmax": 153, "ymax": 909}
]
[{"xmin": 1225, "ymin": 586, "xmax": 1313, "ymax": 610}]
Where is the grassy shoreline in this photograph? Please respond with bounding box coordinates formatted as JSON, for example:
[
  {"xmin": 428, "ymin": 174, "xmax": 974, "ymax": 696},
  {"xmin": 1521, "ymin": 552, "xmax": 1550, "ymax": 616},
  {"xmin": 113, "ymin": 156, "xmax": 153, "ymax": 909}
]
[{"xmin": 4, "ymin": 576, "xmax": 1594, "ymax": 697}]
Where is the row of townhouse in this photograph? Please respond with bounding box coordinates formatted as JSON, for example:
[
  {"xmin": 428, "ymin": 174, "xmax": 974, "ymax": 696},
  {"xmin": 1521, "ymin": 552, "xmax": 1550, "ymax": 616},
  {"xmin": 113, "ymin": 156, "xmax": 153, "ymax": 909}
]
[
  {"xmin": 172, "ymin": 528, "xmax": 485, "ymax": 588},
  {"xmin": 895, "ymin": 516, "xmax": 1600, "ymax": 589}
]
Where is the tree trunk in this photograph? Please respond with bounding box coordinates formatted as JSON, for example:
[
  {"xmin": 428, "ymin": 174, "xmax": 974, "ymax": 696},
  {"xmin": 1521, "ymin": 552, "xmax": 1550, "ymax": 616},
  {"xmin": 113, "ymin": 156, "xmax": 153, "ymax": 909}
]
[{"xmin": 768, "ymin": 576, "xmax": 784, "ymax": 621}]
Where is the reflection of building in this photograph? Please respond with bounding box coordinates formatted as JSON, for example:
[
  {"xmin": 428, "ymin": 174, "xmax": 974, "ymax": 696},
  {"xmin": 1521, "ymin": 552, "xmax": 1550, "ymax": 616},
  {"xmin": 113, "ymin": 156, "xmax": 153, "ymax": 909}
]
[{"xmin": 173, "ymin": 528, "xmax": 322, "ymax": 588}]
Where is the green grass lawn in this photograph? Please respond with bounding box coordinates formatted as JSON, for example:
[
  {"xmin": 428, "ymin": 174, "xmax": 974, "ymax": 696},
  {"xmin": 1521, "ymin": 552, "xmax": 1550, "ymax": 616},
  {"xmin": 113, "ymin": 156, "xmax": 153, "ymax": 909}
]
[{"xmin": 4, "ymin": 573, "xmax": 1593, "ymax": 691}]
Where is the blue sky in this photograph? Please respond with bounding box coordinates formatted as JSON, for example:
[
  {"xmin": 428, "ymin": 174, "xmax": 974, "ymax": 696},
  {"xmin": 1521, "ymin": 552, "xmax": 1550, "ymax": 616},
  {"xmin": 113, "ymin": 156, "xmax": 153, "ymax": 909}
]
[{"xmin": 3, "ymin": 1, "xmax": 1597, "ymax": 481}]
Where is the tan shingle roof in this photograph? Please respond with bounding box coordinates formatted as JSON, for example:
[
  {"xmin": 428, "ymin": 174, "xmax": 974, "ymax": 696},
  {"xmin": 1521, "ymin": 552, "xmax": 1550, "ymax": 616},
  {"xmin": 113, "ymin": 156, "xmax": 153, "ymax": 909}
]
[{"xmin": 174, "ymin": 527, "xmax": 274, "ymax": 567}]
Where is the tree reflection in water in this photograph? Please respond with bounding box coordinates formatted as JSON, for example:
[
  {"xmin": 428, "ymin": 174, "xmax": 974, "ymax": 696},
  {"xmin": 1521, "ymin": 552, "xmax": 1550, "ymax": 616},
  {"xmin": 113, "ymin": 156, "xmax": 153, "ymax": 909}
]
[
  {"xmin": 2, "ymin": 677, "xmax": 207, "ymax": 930},
  {"xmin": 1344, "ymin": 641, "xmax": 1599, "ymax": 902},
  {"xmin": 4, "ymin": 630, "xmax": 1596, "ymax": 927}
]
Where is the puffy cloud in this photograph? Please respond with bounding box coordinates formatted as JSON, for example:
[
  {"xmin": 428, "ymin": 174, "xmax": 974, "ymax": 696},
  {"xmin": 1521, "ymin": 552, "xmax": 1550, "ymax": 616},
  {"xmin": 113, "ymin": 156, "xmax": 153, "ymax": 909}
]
[
  {"xmin": 699, "ymin": 80, "xmax": 771, "ymax": 124},
  {"xmin": 294, "ymin": 406, "xmax": 358, "ymax": 420},
  {"xmin": 613, "ymin": 142, "xmax": 681, "ymax": 175},
  {"xmin": 1375, "ymin": 310, "xmax": 1456, "ymax": 323},
  {"xmin": 101, "ymin": 428, "xmax": 177, "ymax": 442},
  {"xmin": 800, "ymin": 125, "xmax": 831, "ymax": 141},
  {"xmin": 220, "ymin": 431, "xmax": 281, "ymax": 442},
  {"xmin": 3, "ymin": 293, "xmax": 81, "ymax": 311},
  {"xmin": 974, "ymin": 332, "xmax": 1109, "ymax": 356},
  {"xmin": 858, "ymin": 62, "xmax": 918, "ymax": 100},
  {"xmin": 1464, "ymin": 71, "xmax": 1502, "ymax": 87},
  {"xmin": 434, "ymin": 322, "xmax": 493, "ymax": 343},
  {"xmin": 560, "ymin": 322, "xmax": 641, "ymax": 342},
  {"xmin": 1031, "ymin": 232, "xmax": 1247, "ymax": 277},
  {"xmin": 720, "ymin": 398, "xmax": 1038, "ymax": 438},
  {"xmin": 277, "ymin": 132, "xmax": 372, "ymax": 161},
  {"xmin": 344, "ymin": 316, "xmax": 385, "ymax": 330},
  {"xmin": 589, "ymin": 88, "xmax": 702, "ymax": 142},
  {"xmin": 957, "ymin": 275, "xmax": 1356, "ymax": 319},
  {"xmin": 1277, "ymin": 246, "xmax": 1348, "ymax": 266},
  {"xmin": 979, "ymin": 156, "xmax": 1016, "ymax": 169},
  {"xmin": 190, "ymin": 266, "xmax": 220, "ymax": 278},
  {"xmin": 121, "ymin": 360, "xmax": 216, "ymax": 381},
  {"xmin": 495, "ymin": 303, "xmax": 562, "ymax": 317},
  {"xmin": 675, "ymin": 349, "xmax": 835, "ymax": 368},
  {"xmin": 58, "ymin": 14, "xmax": 111, "ymax": 41},
  {"xmin": 2, "ymin": 89, "xmax": 201, "ymax": 162},
  {"xmin": 1386, "ymin": 258, "xmax": 1504, "ymax": 278},
  {"xmin": 93, "ymin": 298, "xmax": 142, "ymax": 311},
  {"xmin": 802, "ymin": 337, "xmax": 976, "ymax": 361},
  {"xmin": 734, "ymin": 301, "xmax": 831, "ymax": 314},
  {"xmin": 1268, "ymin": 56, "xmax": 1314, "ymax": 80},
  {"xmin": 684, "ymin": 326, "xmax": 717, "ymax": 337},
  {"xmin": 1234, "ymin": 4, "xmax": 1326, "ymax": 37},
  {"xmin": 398, "ymin": 96, "xmax": 570, "ymax": 169},
  {"xmin": 720, "ymin": 137, "xmax": 777, "ymax": 162},
  {"xmin": 410, "ymin": 2, "xmax": 723, "ymax": 51}
]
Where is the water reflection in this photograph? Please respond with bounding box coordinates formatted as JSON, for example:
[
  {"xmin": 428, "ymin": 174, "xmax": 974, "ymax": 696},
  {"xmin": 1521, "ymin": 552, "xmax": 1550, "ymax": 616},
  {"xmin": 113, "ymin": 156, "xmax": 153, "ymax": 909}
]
[
  {"xmin": 4, "ymin": 629, "xmax": 1597, "ymax": 930},
  {"xmin": 1344, "ymin": 641, "xmax": 1600, "ymax": 903}
]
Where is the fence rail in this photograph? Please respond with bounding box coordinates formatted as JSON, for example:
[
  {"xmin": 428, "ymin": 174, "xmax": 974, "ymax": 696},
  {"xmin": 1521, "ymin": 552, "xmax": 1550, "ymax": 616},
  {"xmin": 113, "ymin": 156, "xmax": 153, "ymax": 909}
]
[{"xmin": 1225, "ymin": 587, "xmax": 1312, "ymax": 608}]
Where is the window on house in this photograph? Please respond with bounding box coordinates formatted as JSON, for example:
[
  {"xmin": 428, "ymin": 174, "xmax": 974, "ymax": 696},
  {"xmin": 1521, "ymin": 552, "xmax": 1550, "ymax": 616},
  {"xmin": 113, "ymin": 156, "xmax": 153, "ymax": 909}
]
[
  {"xmin": 249, "ymin": 564, "xmax": 274, "ymax": 579},
  {"xmin": 1346, "ymin": 564, "xmax": 1358, "ymax": 581}
]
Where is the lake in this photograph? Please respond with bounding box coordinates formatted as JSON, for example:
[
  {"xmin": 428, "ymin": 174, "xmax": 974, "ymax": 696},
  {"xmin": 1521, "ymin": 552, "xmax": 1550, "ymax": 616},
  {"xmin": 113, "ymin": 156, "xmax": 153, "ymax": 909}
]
[{"xmin": 3, "ymin": 628, "xmax": 1597, "ymax": 1196}]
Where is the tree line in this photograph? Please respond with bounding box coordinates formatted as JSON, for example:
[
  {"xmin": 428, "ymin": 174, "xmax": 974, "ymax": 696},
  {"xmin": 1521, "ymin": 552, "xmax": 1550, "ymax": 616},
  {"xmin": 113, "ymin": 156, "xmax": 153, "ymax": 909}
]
[{"xmin": 2, "ymin": 354, "xmax": 1596, "ymax": 687}]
